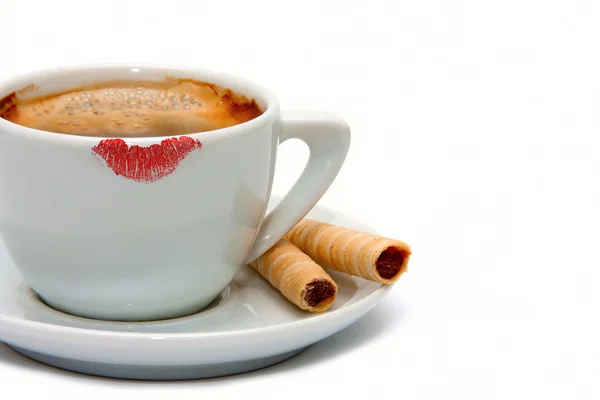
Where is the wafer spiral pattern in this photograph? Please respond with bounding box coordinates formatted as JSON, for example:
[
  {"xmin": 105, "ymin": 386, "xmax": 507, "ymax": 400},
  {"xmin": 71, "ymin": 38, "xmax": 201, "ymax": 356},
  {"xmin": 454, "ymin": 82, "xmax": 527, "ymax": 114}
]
[
  {"xmin": 250, "ymin": 239, "xmax": 337, "ymax": 312},
  {"xmin": 285, "ymin": 219, "xmax": 411, "ymax": 284}
]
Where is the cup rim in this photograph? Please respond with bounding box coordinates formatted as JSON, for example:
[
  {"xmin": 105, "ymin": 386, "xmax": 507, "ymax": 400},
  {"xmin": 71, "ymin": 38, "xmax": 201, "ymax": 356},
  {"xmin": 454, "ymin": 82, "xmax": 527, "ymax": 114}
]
[{"xmin": 0, "ymin": 63, "xmax": 279, "ymax": 144}]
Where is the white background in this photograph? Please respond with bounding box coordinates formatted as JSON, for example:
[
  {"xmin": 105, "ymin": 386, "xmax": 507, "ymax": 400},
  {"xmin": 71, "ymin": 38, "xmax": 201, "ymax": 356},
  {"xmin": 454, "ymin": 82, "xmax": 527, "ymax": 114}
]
[{"xmin": 1, "ymin": 0, "xmax": 599, "ymax": 398}]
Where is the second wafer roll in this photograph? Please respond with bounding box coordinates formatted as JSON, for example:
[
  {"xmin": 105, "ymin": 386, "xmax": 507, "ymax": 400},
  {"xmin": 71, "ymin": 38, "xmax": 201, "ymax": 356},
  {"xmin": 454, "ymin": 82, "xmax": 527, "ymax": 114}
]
[{"xmin": 285, "ymin": 219, "xmax": 411, "ymax": 284}]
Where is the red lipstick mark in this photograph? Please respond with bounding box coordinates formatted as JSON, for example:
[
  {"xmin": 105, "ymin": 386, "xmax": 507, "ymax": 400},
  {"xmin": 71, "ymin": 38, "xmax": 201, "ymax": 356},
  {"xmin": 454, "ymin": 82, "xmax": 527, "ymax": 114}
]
[{"xmin": 92, "ymin": 136, "xmax": 202, "ymax": 183}]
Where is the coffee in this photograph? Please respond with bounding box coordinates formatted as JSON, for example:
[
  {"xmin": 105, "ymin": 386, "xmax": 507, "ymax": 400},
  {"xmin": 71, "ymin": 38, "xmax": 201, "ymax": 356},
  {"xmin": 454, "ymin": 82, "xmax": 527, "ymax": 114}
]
[{"xmin": 0, "ymin": 79, "xmax": 263, "ymax": 137}]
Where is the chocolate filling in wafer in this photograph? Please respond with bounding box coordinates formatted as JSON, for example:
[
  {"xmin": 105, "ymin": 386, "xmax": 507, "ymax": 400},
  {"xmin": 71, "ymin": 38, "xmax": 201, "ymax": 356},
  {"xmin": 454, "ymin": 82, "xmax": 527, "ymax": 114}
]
[
  {"xmin": 376, "ymin": 247, "xmax": 404, "ymax": 279},
  {"xmin": 304, "ymin": 279, "xmax": 336, "ymax": 307}
]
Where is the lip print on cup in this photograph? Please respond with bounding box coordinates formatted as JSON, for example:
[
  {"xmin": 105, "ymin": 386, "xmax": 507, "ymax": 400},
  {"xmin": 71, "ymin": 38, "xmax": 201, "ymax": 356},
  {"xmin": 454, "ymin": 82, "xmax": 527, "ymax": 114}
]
[{"xmin": 91, "ymin": 136, "xmax": 203, "ymax": 183}]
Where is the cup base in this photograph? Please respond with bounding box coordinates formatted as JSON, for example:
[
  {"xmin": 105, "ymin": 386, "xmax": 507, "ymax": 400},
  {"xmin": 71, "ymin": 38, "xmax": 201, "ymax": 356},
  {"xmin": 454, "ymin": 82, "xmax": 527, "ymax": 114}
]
[{"xmin": 26, "ymin": 285, "xmax": 231, "ymax": 323}]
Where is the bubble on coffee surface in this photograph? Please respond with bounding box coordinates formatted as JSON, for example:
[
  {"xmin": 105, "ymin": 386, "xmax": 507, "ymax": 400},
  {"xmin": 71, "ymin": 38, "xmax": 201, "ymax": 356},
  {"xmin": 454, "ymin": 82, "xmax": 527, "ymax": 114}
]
[{"xmin": 0, "ymin": 80, "xmax": 263, "ymax": 137}]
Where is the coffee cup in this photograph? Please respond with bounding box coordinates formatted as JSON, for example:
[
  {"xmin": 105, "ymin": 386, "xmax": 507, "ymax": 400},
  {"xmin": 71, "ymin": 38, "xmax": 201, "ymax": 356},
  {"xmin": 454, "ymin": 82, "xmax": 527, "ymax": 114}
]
[{"xmin": 0, "ymin": 64, "xmax": 350, "ymax": 321}]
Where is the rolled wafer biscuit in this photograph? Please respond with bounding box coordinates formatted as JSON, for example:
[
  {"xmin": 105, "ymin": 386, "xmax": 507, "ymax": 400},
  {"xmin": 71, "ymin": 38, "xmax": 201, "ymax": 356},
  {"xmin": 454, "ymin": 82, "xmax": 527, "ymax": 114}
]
[
  {"xmin": 284, "ymin": 219, "xmax": 411, "ymax": 284},
  {"xmin": 250, "ymin": 239, "xmax": 338, "ymax": 312}
]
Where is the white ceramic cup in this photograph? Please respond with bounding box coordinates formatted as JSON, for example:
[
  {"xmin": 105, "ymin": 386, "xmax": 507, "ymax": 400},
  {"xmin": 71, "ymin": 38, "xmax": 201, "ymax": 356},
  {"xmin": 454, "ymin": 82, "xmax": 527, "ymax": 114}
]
[{"xmin": 0, "ymin": 64, "xmax": 350, "ymax": 321}]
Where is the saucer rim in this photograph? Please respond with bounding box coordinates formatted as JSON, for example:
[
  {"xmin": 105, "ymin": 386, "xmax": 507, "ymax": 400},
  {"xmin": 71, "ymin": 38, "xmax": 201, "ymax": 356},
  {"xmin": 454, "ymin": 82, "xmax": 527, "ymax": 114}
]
[
  {"xmin": 0, "ymin": 279, "xmax": 391, "ymax": 341},
  {"xmin": 0, "ymin": 201, "xmax": 392, "ymax": 342}
]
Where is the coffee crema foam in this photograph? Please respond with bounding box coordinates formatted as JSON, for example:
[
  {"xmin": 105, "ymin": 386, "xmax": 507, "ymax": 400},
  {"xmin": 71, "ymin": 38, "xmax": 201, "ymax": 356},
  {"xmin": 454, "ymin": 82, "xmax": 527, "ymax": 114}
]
[{"xmin": 0, "ymin": 79, "xmax": 263, "ymax": 137}]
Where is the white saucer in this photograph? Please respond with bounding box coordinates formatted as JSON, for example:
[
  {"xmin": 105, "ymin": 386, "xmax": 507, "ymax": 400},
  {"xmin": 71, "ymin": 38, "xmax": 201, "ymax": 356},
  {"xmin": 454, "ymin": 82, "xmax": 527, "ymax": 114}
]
[{"xmin": 0, "ymin": 201, "xmax": 392, "ymax": 380}]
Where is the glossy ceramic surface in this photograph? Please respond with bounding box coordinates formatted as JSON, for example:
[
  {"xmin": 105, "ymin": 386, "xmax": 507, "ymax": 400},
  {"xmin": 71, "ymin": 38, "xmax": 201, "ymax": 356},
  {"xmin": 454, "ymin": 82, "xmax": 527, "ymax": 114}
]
[
  {"xmin": 0, "ymin": 201, "xmax": 391, "ymax": 380},
  {"xmin": 0, "ymin": 65, "xmax": 350, "ymax": 321}
]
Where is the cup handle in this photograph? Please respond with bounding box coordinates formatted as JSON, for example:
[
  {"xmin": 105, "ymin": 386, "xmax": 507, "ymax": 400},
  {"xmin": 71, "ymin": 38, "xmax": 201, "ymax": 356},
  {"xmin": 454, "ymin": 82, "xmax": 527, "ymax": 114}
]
[{"xmin": 244, "ymin": 110, "xmax": 351, "ymax": 263}]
